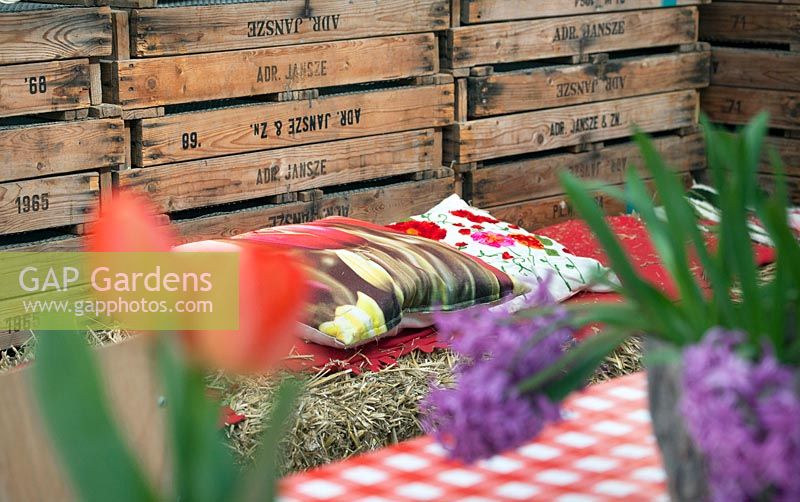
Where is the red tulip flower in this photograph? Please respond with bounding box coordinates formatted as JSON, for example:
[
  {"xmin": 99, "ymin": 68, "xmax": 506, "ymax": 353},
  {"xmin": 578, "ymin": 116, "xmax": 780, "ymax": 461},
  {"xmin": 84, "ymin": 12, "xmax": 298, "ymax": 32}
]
[{"xmin": 86, "ymin": 190, "xmax": 308, "ymax": 373}]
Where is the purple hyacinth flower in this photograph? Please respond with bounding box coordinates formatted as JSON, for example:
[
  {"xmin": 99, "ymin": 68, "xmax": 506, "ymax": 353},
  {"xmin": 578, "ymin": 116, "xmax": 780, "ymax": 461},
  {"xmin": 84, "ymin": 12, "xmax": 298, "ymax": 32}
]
[
  {"xmin": 421, "ymin": 275, "xmax": 574, "ymax": 463},
  {"xmin": 681, "ymin": 328, "xmax": 800, "ymax": 501}
]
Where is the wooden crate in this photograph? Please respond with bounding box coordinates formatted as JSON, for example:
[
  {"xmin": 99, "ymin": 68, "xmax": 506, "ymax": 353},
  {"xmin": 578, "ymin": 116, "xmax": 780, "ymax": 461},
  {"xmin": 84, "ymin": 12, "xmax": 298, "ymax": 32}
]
[
  {"xmin": 0, "ymin": 173, "xmax": 99, "ymax": 236},
  {"xmin": 119, "ymin": 129, "xmax": 444, "ymax": 213},
  {"xmin": 169, "ymin": 174, "xmax": 456, "ymax": 244},
  {"xmin": 700, "ymin": 2, "xmax": 800, "ymax": 48},
  {"xmin": 0, "ymin": 117, "xmax": 125, "ymax": 182},
  {"xmin": 469, "ymin": 132, "xmax": 704, "ymax": 207},
  {"xmin": 102, "ymin": 32, "xmax": 439, "ymax": 109},
  {"xmin": 130, "ymin": 75, "xmax": 453, "ymax": 167},
  {"xmin": 0, "ymin": 4, "xmax": 111, "ymax": 66},
  {"xmin": 457, "ymin": 0, "xmax": 706, "ymax": 25},
  {"xmin": 758, "ymin": 173, "xmax": 800, "ymax": 205},
  {"xmin": 702, "ymin": 86, "xmax": 799, "ymax": 131},
  {"xmin": 444, "ymin": 7, "xmax": 699, "ymax": 68},
  {"xmin": 446, "ymin": 89, "xmax": 699, "ymax": 164},
  {"xmin": 0, "ymin": 59, "xmax": 93, "ymax": 119},
  {"xmin": 465, "ymin": 44, "xmax": 709, "ymax": 118},
  {"xmin": 763, "ymin": 136, "xmax": 800, "ymax": 176},
  {"xmin": 711, "ymin": 47, "xmax": 800, "ymax": 92},
  {"xmin": 487, "ymin": 174, "xmax": 693, "ymax": 230},
  {"xmin": 123, "ymin": 0, "xmax": 448, "ymax": 57}
]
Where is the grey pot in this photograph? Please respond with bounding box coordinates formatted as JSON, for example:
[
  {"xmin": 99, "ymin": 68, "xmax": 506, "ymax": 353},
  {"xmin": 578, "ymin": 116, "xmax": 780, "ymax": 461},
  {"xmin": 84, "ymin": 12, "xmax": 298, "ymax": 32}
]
[{"xmin": 644, "ymin": 337, "xmax": 709, "ymax": 501}]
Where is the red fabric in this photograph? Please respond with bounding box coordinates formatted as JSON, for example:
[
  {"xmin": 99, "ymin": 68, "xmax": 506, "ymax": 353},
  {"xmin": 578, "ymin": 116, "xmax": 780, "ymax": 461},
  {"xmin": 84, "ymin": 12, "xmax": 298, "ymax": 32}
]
[
  {"xmin": 282, "ymin": 327, "xmax": 445, "ymax": 374},
  {"xmin": 283, "ymin": 215, "xmax": 776, "ymax": 372},
  {"xmin": 538, "ymin": 215, "xmax": 775, "ymax": 304}
]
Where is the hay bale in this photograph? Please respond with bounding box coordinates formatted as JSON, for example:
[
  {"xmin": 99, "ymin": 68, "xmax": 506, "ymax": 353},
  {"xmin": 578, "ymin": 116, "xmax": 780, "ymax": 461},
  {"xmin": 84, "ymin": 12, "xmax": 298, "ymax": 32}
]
[{"xmin": 219, "ymin": 349, "xmax": 457, "ymax": 474}]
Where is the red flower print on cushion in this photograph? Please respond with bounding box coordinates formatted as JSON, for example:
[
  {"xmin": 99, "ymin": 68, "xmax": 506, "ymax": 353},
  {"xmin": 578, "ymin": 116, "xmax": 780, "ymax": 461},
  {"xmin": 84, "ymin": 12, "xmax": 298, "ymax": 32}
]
[
  {"xmin": 472, "ymin": 231, "xmax": 515, "ymax": 248},
  {"xmin": 471, "ymin": 225, "xmax": 483, "ymax": 230},
  {"xmin": 449, "ymin": 209, "xmax": 499, "ymax": 224},
  {"xmin": 455, "ymin": 242, "xmax": 468, "ymax": 247},
  {"xmin": 510, "ymin": 234, "xmax": 544, "ymax": 249},
  {"xmin": 452, "ymin": 222, "xmax": 464, "ymax": 227},
  {"xmin": 502, "ymin": 251, "xmax": 513, "ymax": 260},
  {"xmin": 508, "ymin": 224, "xmax": 521, "ymax": 230},
  {"xmin": 562, "ymin": 247, "xmax": 573, "ymax": 255},
  {"xmin": 458, "ymin": 228, "xmax": 472, "ymax": 235},
  {"xmin": 386, "ymin": 220, "xmax": 447, "ymax": 241}
]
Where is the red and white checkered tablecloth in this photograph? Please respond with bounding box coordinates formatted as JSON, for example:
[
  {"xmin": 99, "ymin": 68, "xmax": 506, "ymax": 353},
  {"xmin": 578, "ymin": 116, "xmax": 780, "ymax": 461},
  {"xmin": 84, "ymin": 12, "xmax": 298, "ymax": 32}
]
[{"xmin": 280, "ymin": 372, "xmax": 669, "ymax": 501}]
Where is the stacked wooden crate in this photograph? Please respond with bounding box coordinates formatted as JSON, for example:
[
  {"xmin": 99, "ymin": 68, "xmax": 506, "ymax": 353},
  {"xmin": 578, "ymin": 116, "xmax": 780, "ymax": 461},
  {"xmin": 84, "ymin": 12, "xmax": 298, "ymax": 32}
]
[
  {"xmin": 700, "ymin": 0, "xmax": 800, "ymax": 202},
  {"xmin": 91, "ymin": 0, "xmax": 455, "ymax": 242},
  {"xmin": 443, "ymin": 0, "xmax": 710, "ymax": 229},
  {"xmin": 0, "ymin": 4, "xmax": 122, "ymax": 253}
]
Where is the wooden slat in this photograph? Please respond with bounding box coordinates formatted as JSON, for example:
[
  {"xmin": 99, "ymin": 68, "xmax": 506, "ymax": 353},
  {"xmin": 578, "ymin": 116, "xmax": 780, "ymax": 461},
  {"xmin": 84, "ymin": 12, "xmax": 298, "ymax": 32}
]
[
  {"xmin": 447, "ymin": 90, "xmax": 698, "ymax": 163},
  {"xmin": 763, "ymin": 136, "xmax": 800, "ymax": 176},
  {"xmin": 133, "ymin": 80, "xmax": 453, "ymax": 166},
  {"xmin": 446, "ymin": 7, "xmax": 699, "ymax": 68},
  {"xmin": 759, "ymin": 174, "xmax": 800, "ymax": 204},
  {"xmin": 700, "ymin": 2, "xmax": 800, "ymax": 45},
  {"xmin": 120, "ymin": 129, "xmax": 442, "ymax": 213},
  {"xmin": 702, "ymin": 85, "xmax": 800, "ymax": 130},
  {"xmin": 130, "ymin": 0, "xmax": 448, "ymax": 57},
  {"xmin": 0, "ymin": 336, "xmax": 168, "ymax": 502},
  {"xmin": 0, "ymin": 118, "xmax": 125, "ymax": 182},
  {"xmin": 171, "ymin": 177, "xmax": 456, "ymax": 244},
  {"xmin": 0, "ymin": 234, "xmax": 83, "ymax": 253},
  {"xmin": 0, "ymin": 60, "xmax": 90, "ymax": 119},
  {"xmin": 472, "ymin": 133, "xmax": 704, "ymax": 207},
  {"xmin": 486, "ymin": 175, "xmax": 692, "ymax": 229},
  {"xmin": 469, "ymin": 47, "xmax": 709, "ymax": 117},
  {"xmin": 106, "ymin": 33, "xmax": 438, "ymax": 109},
  {"xmin": 0, "ymin": 173, "xmax": 99, "ymax": 235},
  {"xmin": 461, "ymin": 0, "xmax": 706, "ymax": 24},
  {"xmin": 0, "ymin": 6, "xmax": 111, "ymax": 65},
  {"xmin": 711, "ymin": 47, "xmax": 800, "ymax": 91}
]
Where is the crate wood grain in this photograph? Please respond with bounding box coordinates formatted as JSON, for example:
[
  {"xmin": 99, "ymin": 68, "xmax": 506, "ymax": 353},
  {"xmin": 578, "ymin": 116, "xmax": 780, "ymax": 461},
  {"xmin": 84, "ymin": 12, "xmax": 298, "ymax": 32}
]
[
  {"xmin": 702, "ymin": 86, "xmax": 799, "ymax": 130},
  {"xmin": 0, "ymin": 173, "xmax": 99, "ymax": 235},
  {"xmin": 104, "ymin": 33, "xmax": 438, "ymax": 109},
  {"xmin": 700, "ymin": 2, "xmax": 800, "ymax": 45},
  {"xmin": 0, "ymin": 6, "xmax": 111, "ymax": 66},
  {"xmin": 758, "ymin": 174, "xmax": 800, "ymax": 204},
  {"xmin": 119, "ymin": 129, "xmax": 442, "ymax": 212},
  {"xmin": 711, "ymin": 47, "xmax": 800, "ymax": 92},
  {"xmin": 0, "ymin": 234, "xmax": 83, "ymax": 253},
  {"xmin": 446, "ymin": 90, "xmax": 698, "ymax": 163},
  {"xmin": 460, "ymin": 0, "xmax": 706, "ymax": 25},
  {"xmin": 132, "ymin": 79, "xmax": 453, "ymax": 167},
  {"xmin": 486, "ymin": 175, "xmax": 692, "ymax": 229},
  {"xmin": 129, "ymin": 0, "xmax": 447, "ymax": 57},
  {"xmin": 471, "ymin": 133, "xmax": 704, "ymax": 207},
  {"xmin": 170, "ymin": 176, "xmax": 455, "ymax": 244},
  {"xmin": 0, "ymin": 118, "xmax": 124, "ymax": 182},
  {"xmin": 0, "ymin": 60, "xmax": 91, "ymax": 119},
  {"xmin": 763, "ymin": 136, "xmax": 800, "ymax": 176},
  {"xmin": 445, "ymin": 7, "xmax": 698, "ymax": 68},
  {"xmin": 468, "ymin": 47, "xmax": 709, "ymax": 118}
]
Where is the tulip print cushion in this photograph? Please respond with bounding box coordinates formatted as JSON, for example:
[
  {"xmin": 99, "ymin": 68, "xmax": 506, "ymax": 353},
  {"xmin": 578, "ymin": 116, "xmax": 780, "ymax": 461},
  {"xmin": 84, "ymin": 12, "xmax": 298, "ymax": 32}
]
[
  {"xmin": 387, "ymin": 194, "xmax": 615, "ymax": 304},
  {"xmin": 180, "ymin": 217, "xmax": 524, "ymax": 348}
]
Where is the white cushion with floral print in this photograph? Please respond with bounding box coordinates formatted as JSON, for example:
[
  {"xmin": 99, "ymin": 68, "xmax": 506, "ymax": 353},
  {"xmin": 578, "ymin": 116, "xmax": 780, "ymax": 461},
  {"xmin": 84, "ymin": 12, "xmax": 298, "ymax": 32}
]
[{"xmin": 387, "ymin": 194, "xmax": 614, "ymax": 304}]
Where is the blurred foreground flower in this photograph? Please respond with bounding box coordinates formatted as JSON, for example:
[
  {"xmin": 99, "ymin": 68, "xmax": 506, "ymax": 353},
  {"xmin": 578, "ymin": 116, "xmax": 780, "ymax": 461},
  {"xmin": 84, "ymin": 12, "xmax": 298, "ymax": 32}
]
[
  {"xmin": 87, "ymin": 191, "xmax": 308, "ymax": 373},
  {"xmin": 33, "ymin": 190, "xmax": 308, "ymax": 502},
  {"xmin": 682, "ymin": 328, "xmax": 800, "ymax": 501}
]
